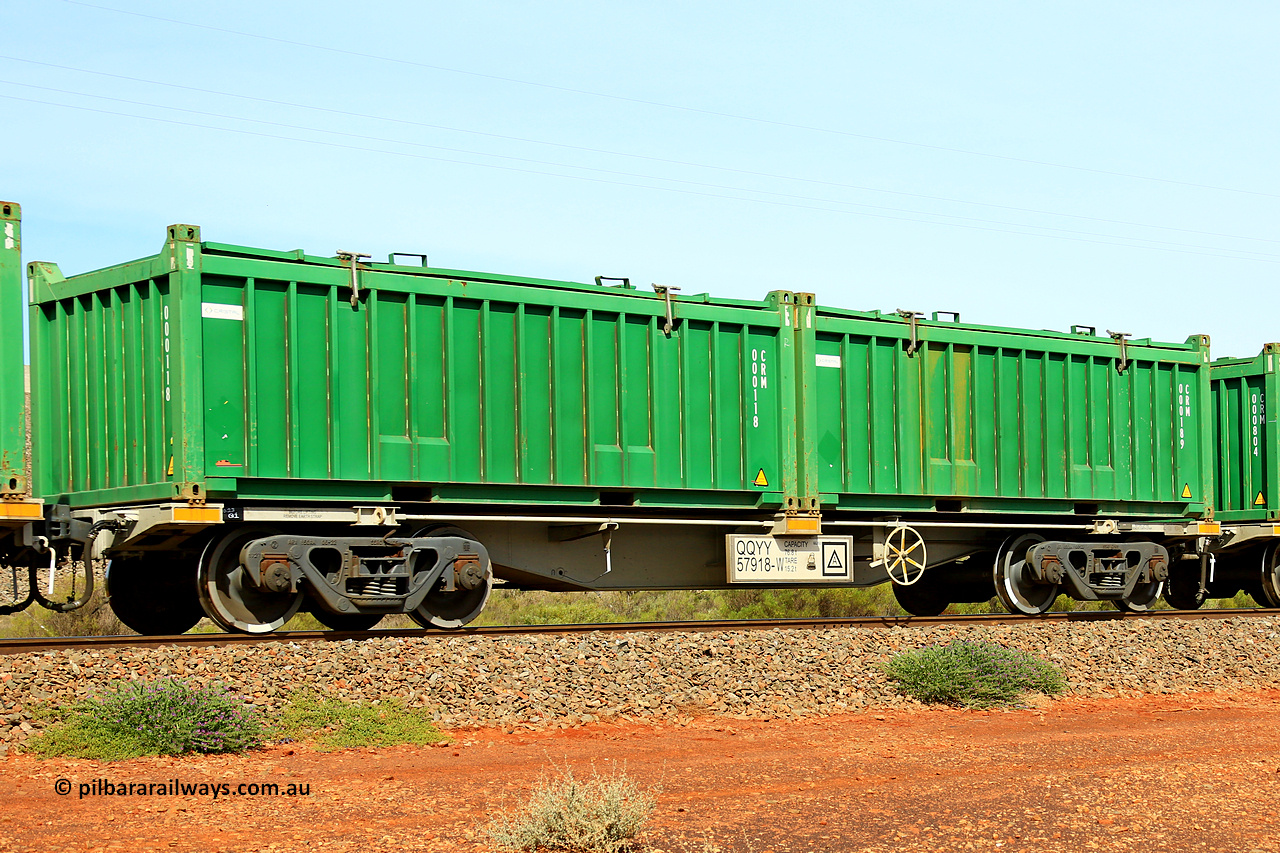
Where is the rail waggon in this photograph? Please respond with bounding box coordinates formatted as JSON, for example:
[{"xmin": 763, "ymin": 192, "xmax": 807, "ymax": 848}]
[{"xmin": 0, "ymin": 201, "xmax": 1271, "ymax": 633}]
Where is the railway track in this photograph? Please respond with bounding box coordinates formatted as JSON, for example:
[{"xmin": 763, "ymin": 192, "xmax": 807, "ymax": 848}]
[{"xmin": 3, "ymin": 607, "xmax": 1278, "ymax": 655}]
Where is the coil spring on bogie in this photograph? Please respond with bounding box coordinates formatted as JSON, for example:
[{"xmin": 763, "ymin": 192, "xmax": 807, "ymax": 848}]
[
  {"xmin": 1092, "ymin": 573, "xmax": 1126, "ymax": 589},
  {"xmin": 351, "ymin": 577, "xmax": 400, "ymax": 597}
]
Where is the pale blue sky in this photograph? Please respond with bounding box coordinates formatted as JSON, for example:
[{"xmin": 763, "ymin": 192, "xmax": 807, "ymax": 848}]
[{"xmin": 4, "ymin": 0, "xmax": 1277, "ymax": 356}]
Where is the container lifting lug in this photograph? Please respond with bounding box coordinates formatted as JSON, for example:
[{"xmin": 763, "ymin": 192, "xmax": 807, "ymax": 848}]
[
  {"xmin": 1107, "ymin": 330, "xmax": 1131, "ymax": 374},
  {"xmin": 896, "ymin": 310, "xmax": 924, "ymax": 356},
  {"xmin": 652, "ymin": 284, "xmax": 681, "ymax": 336},
  {"xmin": 336, "ymin": 251, "xmax": 371, "ymax": 308}
]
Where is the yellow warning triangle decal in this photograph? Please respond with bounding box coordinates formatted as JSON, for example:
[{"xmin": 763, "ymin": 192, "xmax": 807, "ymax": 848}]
[
  {"xmin": 1256, "ymin": 491, "xmax": 1267, "ymax": 506},
  {"xmin": 1181, "ymin": 484, "xmax": 1192, "ymax": 499},
  {"xmin": 753, "ymin": 469, "xmax": 769, "ymax": 487}
]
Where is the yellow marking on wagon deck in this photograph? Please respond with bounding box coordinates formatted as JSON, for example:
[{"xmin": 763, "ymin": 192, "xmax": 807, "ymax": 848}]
[
  {"xmin": 172, "ymin": 506, "xmax": 222, "ymax": 524},
  {"xmin": 786, "ymin": 515, "xmax": 820, "ymax": 533},
  {"xmin": 0, "ymin": 501, "xmax": 41, "ymax": 519}
]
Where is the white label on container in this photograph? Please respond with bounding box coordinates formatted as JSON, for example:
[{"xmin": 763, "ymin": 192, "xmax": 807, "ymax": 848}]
[
  {"xmin": 3, "ymin": 222, "xmax": 13, "ymax": 249},
  {"xmin": 1252, "ymin": 392, "xmax": 1266, "ymax": 457},
  {"xmin": 163, "ymin": 302, "xmax": 171, "ymax": 402},
  {"xmin": 749, "ymin": 348, "xmax": 768, "ymax": 428},
  {"xmin": 726, "ymin": 535, "xmax": 854, "ymax": 583},
  {"xmin": 816, "ymin": 354, "xmax": 842, "ymax": 368},
  {"xmin": 202, "ymin": 303, "xmax": 244, "ymax": 321},
  {"xmin": 1177, "ymin": 382, "xmax": 1192, "ymax": 450}
]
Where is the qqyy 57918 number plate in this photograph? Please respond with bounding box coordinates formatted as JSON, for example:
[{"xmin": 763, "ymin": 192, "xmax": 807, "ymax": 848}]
[{"xmin": 726, "ymin": 535, "xmax": 854, "ymax": 583}]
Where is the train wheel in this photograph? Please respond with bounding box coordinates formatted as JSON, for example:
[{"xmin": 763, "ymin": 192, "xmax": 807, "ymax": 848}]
[
  {"xmin": 1258, "ymin": 543, "xmax": 1280, "ymax": 608},
  {"xmin": 1113, "ymin": 540, "xmax": 1164, "ymax": 612},
  {"xmin": 1163, "ymin": 563, "xmax": 1207, "ymax": 610},
  {"xmin": 407, "ymin": 526, "xmax": 492, "ymax": 629},
  {"xmin": 1114, "ymin": 579, "xmax": 1163, "ymax": 612},
  {"xmin": 106, "ymin": 554, "xmax": 204, "ymax": 635},
  {"xmin": 310, "ymin": 608, "xmax": 383, "ymax": 631},
  {"xmin": 197, "ymin": 526, "xmax": 303, "ymax": 634},
  {"xmin": 994, "ymin": 533, "xmax": 1058, "ymax": 615},
  {"xmin": 892, "ymin": 580, "xmax": 949, "ymax": 617}
]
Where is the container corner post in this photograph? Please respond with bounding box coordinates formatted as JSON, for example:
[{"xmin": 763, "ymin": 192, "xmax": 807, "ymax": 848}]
[{"xmin": 0, "ymin": 201, "xmax": 26, "ymax": 495}]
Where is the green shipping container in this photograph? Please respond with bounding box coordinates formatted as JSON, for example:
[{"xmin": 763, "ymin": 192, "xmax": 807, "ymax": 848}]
[
  {"xmin": 15, "ymin": 216, "xmax": 1214, "ymax": 524},
  {"xmin": 1211, "ymin": 345, "xmax": 1280, "ymax": 523},
  {"xmin": 24, "ymin": 224, "xmax": 805, "ymax": 512},
  {"xmin": 802, "ymin": 304, "xmax": 1214, "ymax": 519}
]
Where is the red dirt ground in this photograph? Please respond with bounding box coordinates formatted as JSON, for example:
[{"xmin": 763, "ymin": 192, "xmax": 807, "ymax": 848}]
[{"xmin": 3, "ymin": 690, "xmax": 1279, "ymax": 853}]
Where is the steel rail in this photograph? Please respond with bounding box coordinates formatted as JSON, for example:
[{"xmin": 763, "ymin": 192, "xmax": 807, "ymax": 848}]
[{"xmin": 2, "ymin": 608, "xmax": 1278, "ymax": 656}]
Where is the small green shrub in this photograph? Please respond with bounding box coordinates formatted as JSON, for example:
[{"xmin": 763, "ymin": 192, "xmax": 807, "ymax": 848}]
[
  {"xmin": 883, "ymin": 641, "xmax": 1066, "ymax": 708},
  {"xmin": 487, "ymin": 766, "xmax": 658, "ymax": 853},
  {"xmin": 26, "ymin": 679, "xmax": 264, "ymax": 759},
  {"xmin": 478, "ymin": 591, "xmax": 626, "ymax": 626},
  {"xmin": 24, "ymin": 708, "xmax": 151, "ymax": 761},
  {"xmin": 275, "ymin": 694, "xmax": 447, "ymax": 751}
]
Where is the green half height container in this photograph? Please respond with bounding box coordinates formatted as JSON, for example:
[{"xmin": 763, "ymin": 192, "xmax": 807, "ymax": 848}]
[
  {"xmin": 1211, "ymin": 344, "xmax": 1280, "ymax": 522},
  {"xmin": 800, "ymin": 304, "xmax": 1214, "ymax": 519},
  {"xmin": 24, "ymin": 225, "xmax": 805, "ymax": 512}
]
